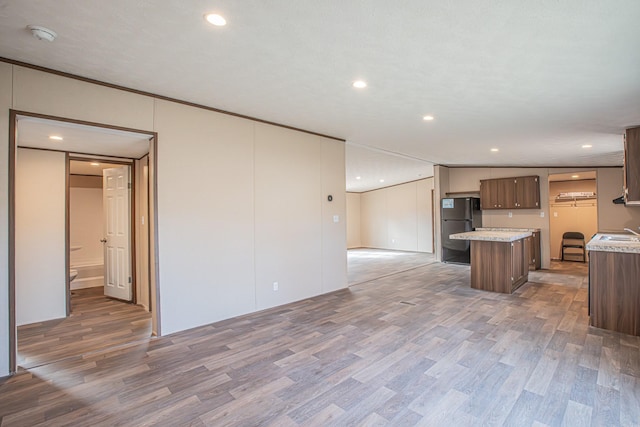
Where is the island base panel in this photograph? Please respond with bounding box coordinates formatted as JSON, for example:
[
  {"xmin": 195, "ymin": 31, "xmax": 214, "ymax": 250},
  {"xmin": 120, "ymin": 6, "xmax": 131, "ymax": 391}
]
[{"xmin": 470, "ymin": 240, "xmax": 529, "ymax": 294}]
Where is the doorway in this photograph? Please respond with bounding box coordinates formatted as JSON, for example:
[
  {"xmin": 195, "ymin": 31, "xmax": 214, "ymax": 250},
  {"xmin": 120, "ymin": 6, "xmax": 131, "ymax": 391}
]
[
  {"xmin": 9, "ymin": 110, "xmax": 160, "ymax": 373},
  {"xmin": 69, "ymin": 159, "xmax": 137, "ymax": 303},
  {"xmin": 548, "ymin": 171, "xmax": 597, "ymax": 262}
]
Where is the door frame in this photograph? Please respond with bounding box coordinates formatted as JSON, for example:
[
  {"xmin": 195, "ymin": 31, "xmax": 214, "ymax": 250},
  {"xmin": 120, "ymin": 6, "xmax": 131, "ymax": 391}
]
[
  {"xmin": 8, "ymin": 109, "xmax": 161, "ymax": 374},
  {"xmin": 547, "ymin": 170, "xmax": 598, "ymax": 262},
  {"xmin": 68, "ymin": 157, "xmax": 137, "ymax": 306}
]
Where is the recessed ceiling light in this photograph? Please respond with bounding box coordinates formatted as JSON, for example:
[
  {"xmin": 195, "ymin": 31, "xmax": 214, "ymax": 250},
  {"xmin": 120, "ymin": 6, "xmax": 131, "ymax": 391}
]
[
  {"xmin": 571, "ymin": 175, "xmax": 579, "ymax": 179},
  {"xmin": 422, "ymin": 115, "xmax": 434, "ymax": 121},
  {"xmin": 582, "ymin": 144, "xmax": 593, "ymax": 149},
  {"xmin": 355, "ymin": 176, "xmax": 361, "ymax": 180},
  {"xmin": 490, "ymin": 148, "xmax": 499, "ymax": 152},
  {"xmin": 90, "ymin": 162, "xmax": 100, "ymax": 167},
  {"xmin": 352, "ymin": 80, "xmax": 367, "ymax": 89},
  {"xmin": 204, "ymin": 13, "xmax": 227, "ymax": 26},
  {"xmin": 49, "ymin": 135, "xmax": 63, "ymax": 141},
  {"xmin": 379, "ymin": 179, "xmax": 385, "ymax": 183}
]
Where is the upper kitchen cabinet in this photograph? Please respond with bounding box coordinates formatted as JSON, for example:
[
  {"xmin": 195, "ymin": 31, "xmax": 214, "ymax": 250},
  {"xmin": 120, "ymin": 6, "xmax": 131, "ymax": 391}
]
[
  {"xmin": 624, "ymin": 126, "xmax": 640, "ymax": 205},
  {"xmin": 480, "ymin": 178, "xmax": 498, "ymax": 209},
  {"xmin": 480, "ymin": 175, "xmax": 540, "ymax": 210},
  {"xmin": 514, "ymin": 176, "xmax": 540, "ymax": 208}
]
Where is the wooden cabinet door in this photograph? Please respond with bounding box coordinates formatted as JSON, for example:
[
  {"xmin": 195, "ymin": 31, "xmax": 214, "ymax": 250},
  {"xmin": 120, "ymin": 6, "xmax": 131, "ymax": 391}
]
[
  {"xmin": 510, "ymin": 238, "xmax": 529, "ymax": 292},
  {"xmin": 515, "ymin": 176, "xmax": 540, "ymax": 208},
  {"xmin": 624, "ymin": 127, "xmax": 640, "ymax": 205},
  {"xmin": 525, "ymin": 236, "xmax": 534, "ymax": 270},
  {"xmin": 532, "ymin": 231, "xmax": 541, "ymax": 270},
  {"xmin": 525, "ymin": 233, "xmax": 541, "ymax": 271},
  {"xmin": 511, "ymin": 239, "xmax": 524, "ymax": 287},
  {"xmin": 498, "ymin": 178, "xmax": 517, "ymax": 209},
  {"xmin": 480, "ymin": 179, "xmax": 500, "ymax": 209}
]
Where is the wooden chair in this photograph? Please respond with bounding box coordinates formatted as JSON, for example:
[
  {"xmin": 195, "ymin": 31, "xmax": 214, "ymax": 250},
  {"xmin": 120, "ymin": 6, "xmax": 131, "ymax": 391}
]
[{"xmin": 561, "ymin": 231, "xmax": 586, "ymax": 262}]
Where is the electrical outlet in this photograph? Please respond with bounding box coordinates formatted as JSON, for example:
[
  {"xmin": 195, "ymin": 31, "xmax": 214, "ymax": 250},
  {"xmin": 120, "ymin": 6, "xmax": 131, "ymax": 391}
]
[
  {"xmin": 554, "ymin": 212, "xmax": 558, "ymax": 217},
  {"xmin": 508, "ymin": 211, "xmax": 512, "ymax": 218},
  {"xmin": 540, "ymin": 211, "xmax": 545, "ymax": 218},
  {"xmin": 333, "ymin": 215, "xmax": 339, "ymax": 223},
  {"xmin": 273, "ymin": 282, "xmax": 279, "ymax": 291}
]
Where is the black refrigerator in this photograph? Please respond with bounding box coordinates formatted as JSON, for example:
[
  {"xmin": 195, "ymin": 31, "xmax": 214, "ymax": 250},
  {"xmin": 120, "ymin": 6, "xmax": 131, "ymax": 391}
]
[{"xmin": 441, "ymin": 197, "xmax": 482, "ymax": 264}]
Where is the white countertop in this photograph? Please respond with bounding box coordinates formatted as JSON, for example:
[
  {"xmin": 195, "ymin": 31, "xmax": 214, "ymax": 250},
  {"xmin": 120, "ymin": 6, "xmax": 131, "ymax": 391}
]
[
  {"xmin": 586, "ymin": 233, "xmax": 640, "ymax": 254},
  {"xmin": 477, "ymin": 227, "xmax": 541, "ymax": 233},
  {"xmin": 450, "ymin": 230, "xmax": 532, "ymax": 242}
]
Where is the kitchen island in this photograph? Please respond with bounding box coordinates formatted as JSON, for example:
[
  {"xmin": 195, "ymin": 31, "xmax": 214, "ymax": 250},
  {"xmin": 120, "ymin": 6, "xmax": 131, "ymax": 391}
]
[
  {"xmin": 450, "ymin": 230, "xmax": 531, "ymax": 293},
  {"xmin": 587, "ymin": 233, "xmax": 640, "ymax": 336}
]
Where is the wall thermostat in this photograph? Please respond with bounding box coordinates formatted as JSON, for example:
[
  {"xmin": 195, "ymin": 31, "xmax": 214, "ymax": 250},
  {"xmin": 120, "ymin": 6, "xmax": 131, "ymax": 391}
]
[{"xmin": 327, "ymin": 195, "xmax": 333, "ymax": 202}]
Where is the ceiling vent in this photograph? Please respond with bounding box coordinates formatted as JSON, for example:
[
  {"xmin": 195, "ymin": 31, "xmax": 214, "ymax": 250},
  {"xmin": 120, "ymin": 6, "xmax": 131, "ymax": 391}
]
[{"xmin": 27, "ymin": 25, "xmax": 57, "ymax": 42}]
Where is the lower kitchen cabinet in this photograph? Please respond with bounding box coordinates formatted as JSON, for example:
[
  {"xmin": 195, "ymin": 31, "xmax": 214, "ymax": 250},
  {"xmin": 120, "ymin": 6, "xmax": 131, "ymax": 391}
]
[
  {"xmin": 589, "ymin": 250, "xmax": 640, "ymax": 336},
  {"xmin": 470, "ymin": 238, "xmax": 529, "ymax": 294},
  {"xmin": 528, "ymin": 231, "xmax": 541, "ymax": 270}
]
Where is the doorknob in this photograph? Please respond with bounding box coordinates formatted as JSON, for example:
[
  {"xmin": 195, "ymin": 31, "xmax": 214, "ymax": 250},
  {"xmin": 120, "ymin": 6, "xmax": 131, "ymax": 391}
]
[{"xmin": 100, "ymin": 238, "xmax": 107, "ymax": 243}]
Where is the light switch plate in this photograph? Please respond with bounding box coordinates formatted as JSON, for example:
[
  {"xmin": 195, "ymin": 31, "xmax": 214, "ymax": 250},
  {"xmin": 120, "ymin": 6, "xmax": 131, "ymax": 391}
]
[
  {"xmin": 540, "ymin": 211, "xmax": 545, "ymax": 217},
  {"xmin": 333, "ymin": 215, "xmax": 339, "ymax": 223}
]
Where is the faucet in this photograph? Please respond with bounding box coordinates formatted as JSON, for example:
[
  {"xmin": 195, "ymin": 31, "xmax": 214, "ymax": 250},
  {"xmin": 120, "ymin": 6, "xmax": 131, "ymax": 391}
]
[{"xmin": 624, "ymin": 227, "xmax": 640, "ymax": 236}]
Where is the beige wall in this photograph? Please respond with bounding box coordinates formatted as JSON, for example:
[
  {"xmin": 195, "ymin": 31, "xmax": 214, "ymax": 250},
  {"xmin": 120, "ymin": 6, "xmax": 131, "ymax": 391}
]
[
  {"xmin": 434, "ymin": 166, "xmax": 449, "ymax": 260},
  {"xmin": 360, "ymin": 178, "xmax": 434, "ymax": 252},
  {"xmin": 69, "ymin": 185, "xmax": 103, "ymax": 267},
  {"xmin": 153, "ymin": 100, "xmax": 346, "ymax": 334},
  {"xmin": 16, "ymin": 148, "xmax": 67, "ymax": 326},
  {"xmin": 320, "ymin": 140, "xmax": 347, "ymax": 294},
  {"xmin": 417, "ymin": 180, "xmax": 434, "ymax": 252},
  {"xmin": 548, "ymin": 180, "xmax": 597, "ymax": 259},
  {"xmin": 435, "ymin": 166, "xmax": 640, "ymax": 267},
  {"xmin": 346, "ymin": 193, "xmax": 361, "ymax": 248},
  {"xmin": 254, "ymin": 123, "xmax": 322, "ymax": 310},
  {"xmin": 0, "ymin": 62, "xmax": 347, "ymax": 374},
  {"xmin": 13, "ymin": 66, "xmax": 154, "ymax": 129},
  {"xmin": 597, "ymin": 168, "xmax": 640, "ymax": 232}
]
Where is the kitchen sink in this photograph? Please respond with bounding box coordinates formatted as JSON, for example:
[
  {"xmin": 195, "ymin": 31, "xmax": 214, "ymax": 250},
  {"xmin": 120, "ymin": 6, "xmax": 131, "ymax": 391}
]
[{"xmin": 598, "ymin": 234, "xmax": 640, "ymax": 242}]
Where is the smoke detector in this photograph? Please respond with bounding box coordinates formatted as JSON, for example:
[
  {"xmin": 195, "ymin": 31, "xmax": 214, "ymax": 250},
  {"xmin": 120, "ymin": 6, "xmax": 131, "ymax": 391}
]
[{"xmin": 27, "ymin": 25, "xmax": 57, "ymax": 42}]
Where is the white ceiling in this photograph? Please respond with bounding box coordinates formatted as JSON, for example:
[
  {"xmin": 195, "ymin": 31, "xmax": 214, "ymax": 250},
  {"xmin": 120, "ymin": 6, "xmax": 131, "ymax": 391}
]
[
  {"xmin": 346, "ymin": 144, "xmax": 433, "ymax": 192},
  {"xmin": 17, "ymin": 116, "xmax": 151, "ymax": 158},
  {"xmin": 69, "ymin": 159, "xmax": 127, "ymax": 176},
  {"xmin": 548, "ymin": 171, "xmax": 597, "ymax": 182},
  {"xmin": 2, "ymin": 1, "xmax": 639, "ymax": 192}
]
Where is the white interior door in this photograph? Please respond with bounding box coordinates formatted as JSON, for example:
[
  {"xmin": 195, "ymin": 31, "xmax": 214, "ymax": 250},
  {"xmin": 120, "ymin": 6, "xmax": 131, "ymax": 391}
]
[{"xmin": 103, "ymin": 166, "xmax": 131, "ymax": 301}]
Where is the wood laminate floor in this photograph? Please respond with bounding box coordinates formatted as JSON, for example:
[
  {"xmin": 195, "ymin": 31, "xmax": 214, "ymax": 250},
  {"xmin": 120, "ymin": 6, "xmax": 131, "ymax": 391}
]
[
  {"xmin": 17, "ymin": 287, "xmax": 151, "ymax": 369},
  {"xmin": 2, "ymin": 257, "xmax": 639, "ymax": 426},
  {"xmin": 348, "ymin": 248, "xmax": 437, "ymax": 285}
]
